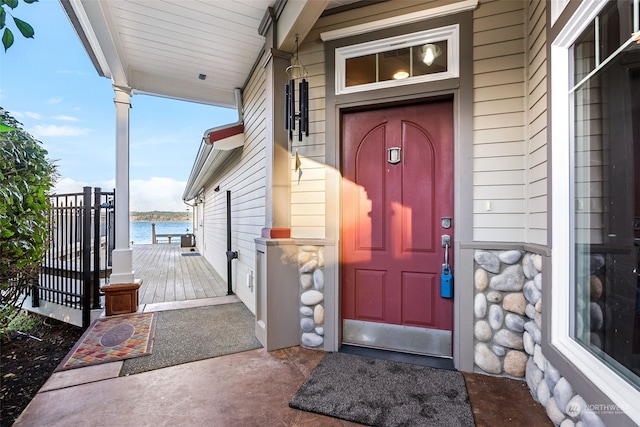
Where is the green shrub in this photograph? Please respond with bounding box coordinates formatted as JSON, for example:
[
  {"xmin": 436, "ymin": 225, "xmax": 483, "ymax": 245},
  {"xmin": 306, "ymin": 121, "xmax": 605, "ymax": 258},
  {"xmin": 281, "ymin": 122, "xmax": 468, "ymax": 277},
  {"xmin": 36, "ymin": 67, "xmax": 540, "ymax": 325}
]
[
  {"xmin": 7, "ymin": 309, "xmax": 41, "ymax": 331},
  {"xmin": 0, "ymin": 108, "xmax": 56, "ymax": 329}
]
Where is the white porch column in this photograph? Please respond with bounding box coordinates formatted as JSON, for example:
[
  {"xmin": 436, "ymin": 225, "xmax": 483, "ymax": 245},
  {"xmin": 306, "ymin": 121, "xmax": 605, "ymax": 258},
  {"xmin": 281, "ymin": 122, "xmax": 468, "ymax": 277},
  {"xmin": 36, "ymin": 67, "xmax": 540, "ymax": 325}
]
[{"xmin": 109, "ymin": 86, "xmax": 135, "ymax": 285}]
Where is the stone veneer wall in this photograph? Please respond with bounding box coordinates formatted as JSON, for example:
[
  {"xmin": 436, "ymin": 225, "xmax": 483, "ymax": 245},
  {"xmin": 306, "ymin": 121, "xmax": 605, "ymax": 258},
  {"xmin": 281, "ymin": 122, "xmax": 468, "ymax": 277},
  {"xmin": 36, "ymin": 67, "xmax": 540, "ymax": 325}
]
[
  {"xmin": 297, "ymin": 245, "xmax": 325, "ymax": 349},
  {"xmin": 474, "ymin": 250, "xmax": 604, "ymax": 427}
]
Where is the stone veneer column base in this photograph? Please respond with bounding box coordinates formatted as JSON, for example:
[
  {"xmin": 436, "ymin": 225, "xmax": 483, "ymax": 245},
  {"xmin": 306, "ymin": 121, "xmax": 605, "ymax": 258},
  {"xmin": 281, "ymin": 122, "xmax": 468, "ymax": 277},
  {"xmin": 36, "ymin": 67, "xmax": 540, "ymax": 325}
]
[
  {"xmin": 101, "ymin": 279, "xmax": 142, "ymax": 316},
  {"xmin": 473, "ymin": 249, "xmax": 605, "ymax": 426},
  {"xmin": 297, "ymin": 245, "xmax": 326, "ymax": 349}
]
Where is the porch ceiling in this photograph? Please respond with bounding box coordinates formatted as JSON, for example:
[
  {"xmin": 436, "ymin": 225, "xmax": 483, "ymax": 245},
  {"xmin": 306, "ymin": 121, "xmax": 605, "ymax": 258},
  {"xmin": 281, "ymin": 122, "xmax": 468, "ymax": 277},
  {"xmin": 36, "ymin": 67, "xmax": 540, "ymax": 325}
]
[{"xmin": 62, "ymin": 0, "xmax": 359, "ymax": 108}]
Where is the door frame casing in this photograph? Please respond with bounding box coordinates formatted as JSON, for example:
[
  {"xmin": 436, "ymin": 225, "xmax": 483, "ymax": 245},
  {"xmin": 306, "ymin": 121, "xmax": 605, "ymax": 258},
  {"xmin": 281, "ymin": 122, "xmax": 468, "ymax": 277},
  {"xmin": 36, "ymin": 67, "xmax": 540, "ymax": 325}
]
[{"xmin": 323, "ymin": 11, "xmax": 474, "ymax": 371}]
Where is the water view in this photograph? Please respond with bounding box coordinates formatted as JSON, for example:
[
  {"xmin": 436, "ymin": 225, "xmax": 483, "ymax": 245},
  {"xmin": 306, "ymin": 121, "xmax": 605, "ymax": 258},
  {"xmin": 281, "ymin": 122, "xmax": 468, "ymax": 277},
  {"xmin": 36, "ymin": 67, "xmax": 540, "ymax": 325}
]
[{"xmin": 130, "ymin": 221, "xmax": 192, "ymax": 244}]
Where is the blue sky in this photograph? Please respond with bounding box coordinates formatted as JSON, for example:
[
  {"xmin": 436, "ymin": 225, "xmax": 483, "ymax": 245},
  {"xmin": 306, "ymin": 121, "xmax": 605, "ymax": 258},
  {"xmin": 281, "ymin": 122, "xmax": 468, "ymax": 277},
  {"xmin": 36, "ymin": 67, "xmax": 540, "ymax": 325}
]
[{"xmin": 0, "ymin": 0, "xmax": 237, "ymax": 211}]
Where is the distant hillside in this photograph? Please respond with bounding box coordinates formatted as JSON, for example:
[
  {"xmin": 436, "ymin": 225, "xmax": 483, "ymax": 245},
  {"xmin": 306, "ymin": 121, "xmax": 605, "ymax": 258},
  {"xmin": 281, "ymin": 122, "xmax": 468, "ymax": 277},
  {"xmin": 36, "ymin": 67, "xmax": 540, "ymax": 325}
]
[{"xmin": 130, "ymin": 211, "xmax": 191, "ymax": 222}]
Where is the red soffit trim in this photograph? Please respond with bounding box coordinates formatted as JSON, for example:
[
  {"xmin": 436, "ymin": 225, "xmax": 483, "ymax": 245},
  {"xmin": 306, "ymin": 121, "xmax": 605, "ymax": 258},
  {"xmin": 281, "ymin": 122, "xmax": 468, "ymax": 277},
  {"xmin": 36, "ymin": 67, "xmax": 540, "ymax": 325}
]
[{"xmin": 206, "ymin": 124, "xmax": 244, "ymax": 144}]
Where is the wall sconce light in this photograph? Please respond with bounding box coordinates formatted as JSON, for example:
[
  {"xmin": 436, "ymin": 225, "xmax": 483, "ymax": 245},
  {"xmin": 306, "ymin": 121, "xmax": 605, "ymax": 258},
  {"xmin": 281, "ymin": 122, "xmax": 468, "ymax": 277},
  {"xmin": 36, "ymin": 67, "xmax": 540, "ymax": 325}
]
[
  {"xmin": 421, "ymin": 43, "xmax": 441, "ymax": 66},
  {"xmin": 285, "ymin": 35, "xmax": 309, "ymax": 142}
]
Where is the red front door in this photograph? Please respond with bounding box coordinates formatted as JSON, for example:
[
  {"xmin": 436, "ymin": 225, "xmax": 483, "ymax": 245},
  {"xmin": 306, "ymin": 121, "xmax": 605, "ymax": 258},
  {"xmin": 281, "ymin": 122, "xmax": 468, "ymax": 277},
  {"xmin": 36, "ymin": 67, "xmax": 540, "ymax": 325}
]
[{"xmin": 342, "ymin": 100, "xmax": 454, "ymax": 356}]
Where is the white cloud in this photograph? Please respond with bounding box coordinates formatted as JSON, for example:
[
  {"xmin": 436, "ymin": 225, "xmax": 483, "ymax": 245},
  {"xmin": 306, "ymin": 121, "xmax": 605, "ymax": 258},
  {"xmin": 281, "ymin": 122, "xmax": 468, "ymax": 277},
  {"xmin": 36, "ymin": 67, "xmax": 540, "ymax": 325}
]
[
  {"xmin": 54, "ymin": 177, "xmax": 187, "ymax": 212},
  {"xmin": 53, "ymin": 177, "xmax": 113, "ymax": 194},
  {"xmin": 53, "ymin": 177, "xmax": 81, "ymax": 193},
  {"xmin": 48, "ymin": 97, "xmax": 63, "ymax": 104},
  {"xmin": 33, "ymin": 124, "xmax": 91, "ymax": 137},
  {"xmin": 129, "ymin": 177, "xmax": 188, "ymax": 211},
  {"xmin": 51, "ymin": 115, "xmax": 80, "ymax": 122},
  {"xmin": 25, "ymin": 112, "xmax": 43, "ymax": 119}
]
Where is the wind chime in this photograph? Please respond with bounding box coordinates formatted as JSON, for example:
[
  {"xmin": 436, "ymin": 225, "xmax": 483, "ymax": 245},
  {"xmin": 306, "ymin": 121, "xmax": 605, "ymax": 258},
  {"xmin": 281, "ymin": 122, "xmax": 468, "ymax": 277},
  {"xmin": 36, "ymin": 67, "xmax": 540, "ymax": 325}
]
[
  {"xmin": 285, "ymin": 35, "xmax": 308, "ymax": 142},
  {"xmin": 285, "ymin": 35, "xmax": 308, "ymax": 183}
]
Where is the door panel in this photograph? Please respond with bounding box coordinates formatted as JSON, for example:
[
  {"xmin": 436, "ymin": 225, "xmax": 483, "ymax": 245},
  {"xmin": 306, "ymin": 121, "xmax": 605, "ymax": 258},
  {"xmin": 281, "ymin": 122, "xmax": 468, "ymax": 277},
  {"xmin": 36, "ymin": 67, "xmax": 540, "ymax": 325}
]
[
  {"xmin": 401, "ymin": 122, "xmax": 435, "ymax": 253},
  {"xmin": 342, "ymin": 100, "xmax": 454, "ymax": 355},
  {"xmin": 354, "ymin": 269, "xmax": 385, "ymax": 320},
  {"xmin": 401, "ymin": 272, "xmax": 436, "ymax": 325},
  {"xmin": 355, "ymin": 126, "xmax": 386, "ymax": 251}
]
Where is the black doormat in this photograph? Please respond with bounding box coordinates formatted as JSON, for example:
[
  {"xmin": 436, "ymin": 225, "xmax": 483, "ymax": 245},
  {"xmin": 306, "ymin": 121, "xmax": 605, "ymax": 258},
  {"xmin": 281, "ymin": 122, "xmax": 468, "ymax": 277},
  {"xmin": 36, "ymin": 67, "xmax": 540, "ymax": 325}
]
[
  {"xmin": 289, "ymin": 352, "xmax": 475, "ymax": 427},
  {"xmin": 180, "ymin": 252, "xmax": 200, "ymax": 256}
]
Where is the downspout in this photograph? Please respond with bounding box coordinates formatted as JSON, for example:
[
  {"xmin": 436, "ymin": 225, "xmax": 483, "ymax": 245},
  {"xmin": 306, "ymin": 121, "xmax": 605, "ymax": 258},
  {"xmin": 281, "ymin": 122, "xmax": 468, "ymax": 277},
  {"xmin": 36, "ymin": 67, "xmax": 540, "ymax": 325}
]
[
  {"xmin": 225, "ymin": 190, "xmax": 238, "ymax": 295},
  {"xmin": 214, "ymin": 90, "xmax": 244, "ymax": 296},
  {"xmin": 181, "ymin": 89, "xmax": 244, "ymax": 294}
]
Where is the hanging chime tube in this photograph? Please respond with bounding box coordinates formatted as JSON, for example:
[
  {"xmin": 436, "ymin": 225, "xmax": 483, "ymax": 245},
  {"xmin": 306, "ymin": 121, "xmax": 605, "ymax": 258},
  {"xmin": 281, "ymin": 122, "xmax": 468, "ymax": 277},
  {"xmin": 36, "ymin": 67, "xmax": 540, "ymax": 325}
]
[
  {"xmin": 289, "ymin": 79, "xmax": 296, "ymax": 134},
  {"xmin": 300, "ymin": 78, "xmax": 309, "ymax": 141},
  {"xmin": 285, "ymin": 82, "xmax": 290, "ymax": 133},
  {"xmin": 298, "ymin": 79, "xmax": 303, "ymax": 141}
]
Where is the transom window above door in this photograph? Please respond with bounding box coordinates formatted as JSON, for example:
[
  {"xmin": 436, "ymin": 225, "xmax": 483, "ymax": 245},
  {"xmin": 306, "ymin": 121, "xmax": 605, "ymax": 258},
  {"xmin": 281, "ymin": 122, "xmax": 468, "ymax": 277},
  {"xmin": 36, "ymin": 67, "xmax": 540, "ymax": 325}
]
[{"xmin": 335, "ymin": 24, "xmax": 459, "ymax": 95}]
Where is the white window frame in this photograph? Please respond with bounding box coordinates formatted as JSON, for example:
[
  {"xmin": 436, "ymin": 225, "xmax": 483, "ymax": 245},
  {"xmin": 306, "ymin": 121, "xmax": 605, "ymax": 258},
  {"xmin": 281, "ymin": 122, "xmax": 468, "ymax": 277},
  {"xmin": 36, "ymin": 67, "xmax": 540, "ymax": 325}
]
[
  {"xmin": 334, "ymin": 24, "xmax": 459, "ymax": 95},
  {"xmin": 551, "ymin": 1, "xmax": 640, "ymax": 423}
]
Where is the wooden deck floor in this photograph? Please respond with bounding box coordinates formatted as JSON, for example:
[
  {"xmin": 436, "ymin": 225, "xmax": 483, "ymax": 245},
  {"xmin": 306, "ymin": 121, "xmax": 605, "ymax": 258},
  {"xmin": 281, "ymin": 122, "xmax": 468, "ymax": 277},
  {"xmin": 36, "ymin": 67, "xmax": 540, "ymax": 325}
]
[{"xmin": 132, "ymin": 244, "xmax": 228, "ymax": 304}]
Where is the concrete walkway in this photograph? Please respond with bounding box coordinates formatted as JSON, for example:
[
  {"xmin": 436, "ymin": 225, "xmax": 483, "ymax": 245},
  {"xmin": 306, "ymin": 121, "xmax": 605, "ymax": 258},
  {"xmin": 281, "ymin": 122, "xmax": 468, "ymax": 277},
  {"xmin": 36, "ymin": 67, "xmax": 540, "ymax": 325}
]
[
  {"xmin": 13, "ymin": 297, "xmax": 552, "ymax": 427},
  {"xmin": 14, "ymin": 296, "xmax": 356, "ymax": 427},
  {"xmin": 15, "ymin": 346, "xmax": 350, "ymax": 426}
]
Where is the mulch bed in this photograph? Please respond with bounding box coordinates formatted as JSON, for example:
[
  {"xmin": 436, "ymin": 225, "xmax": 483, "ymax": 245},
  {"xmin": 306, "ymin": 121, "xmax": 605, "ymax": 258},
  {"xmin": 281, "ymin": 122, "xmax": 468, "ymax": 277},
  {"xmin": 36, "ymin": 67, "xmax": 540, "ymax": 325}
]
[{"xmin": 1, "ymin": 318, "xmax": 83, "ymax": 426}]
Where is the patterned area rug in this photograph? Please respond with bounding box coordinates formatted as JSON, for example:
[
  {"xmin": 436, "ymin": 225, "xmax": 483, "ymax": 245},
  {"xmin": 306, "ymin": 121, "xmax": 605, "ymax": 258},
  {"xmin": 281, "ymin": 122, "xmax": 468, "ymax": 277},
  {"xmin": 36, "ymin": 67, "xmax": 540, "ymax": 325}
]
[{"xmin": 56, "ymin": 313, "xmax": 156, "ymax": 371}]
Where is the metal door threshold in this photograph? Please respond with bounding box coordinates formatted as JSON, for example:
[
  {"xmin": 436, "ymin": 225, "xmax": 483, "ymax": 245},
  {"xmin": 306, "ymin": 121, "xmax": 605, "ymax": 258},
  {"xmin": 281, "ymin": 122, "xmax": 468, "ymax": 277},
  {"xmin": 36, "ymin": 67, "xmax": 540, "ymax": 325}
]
[{"xmin": 343, "ymin": 319, "xmax": 452, "ymax": 357}]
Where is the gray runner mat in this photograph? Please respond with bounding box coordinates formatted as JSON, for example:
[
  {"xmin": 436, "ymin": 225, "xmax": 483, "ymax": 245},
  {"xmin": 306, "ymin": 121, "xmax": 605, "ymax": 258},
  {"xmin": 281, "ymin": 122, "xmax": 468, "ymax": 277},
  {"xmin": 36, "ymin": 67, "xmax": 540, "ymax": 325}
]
[{"xmin": 121, "ymin": 302, "xmax": 261, "ymax": 375}]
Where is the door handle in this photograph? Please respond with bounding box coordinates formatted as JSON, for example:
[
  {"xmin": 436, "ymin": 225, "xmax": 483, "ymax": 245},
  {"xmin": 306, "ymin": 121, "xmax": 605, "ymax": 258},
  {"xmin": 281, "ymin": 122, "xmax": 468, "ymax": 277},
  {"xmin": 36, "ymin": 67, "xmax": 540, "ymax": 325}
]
[
  {"xmin": 441, "ymin": 235, "xmax": 453, "ymax": 298},
  {"xmin": 441, "ymin": 235, "xmax": 451, "ymax": 266}
]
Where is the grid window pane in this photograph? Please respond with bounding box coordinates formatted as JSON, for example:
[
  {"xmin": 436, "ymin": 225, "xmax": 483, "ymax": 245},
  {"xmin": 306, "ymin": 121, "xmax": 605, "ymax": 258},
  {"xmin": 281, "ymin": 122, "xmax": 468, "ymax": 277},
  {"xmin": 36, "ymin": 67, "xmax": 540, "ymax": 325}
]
[
  {"xmin": 574, "ymin": 22, "xmax": 595, "ymax": 82},
  {"xmin": 572, "ymin": 14, "xmax": 640, "ymax": 389},
  {"xmin": 346, "ymin": 55, "xmax": 376, "ymax": 87},
  {"xmin": 378, "ymin": 48, "xmax": 411, "ymax": 82},
  {"xmin": 343, "ymin": 38, "xmax": 450, "ymax": 89},
  {"xmin": 413, "ymin": 40, "xmax": 448, "ymax": 76}
]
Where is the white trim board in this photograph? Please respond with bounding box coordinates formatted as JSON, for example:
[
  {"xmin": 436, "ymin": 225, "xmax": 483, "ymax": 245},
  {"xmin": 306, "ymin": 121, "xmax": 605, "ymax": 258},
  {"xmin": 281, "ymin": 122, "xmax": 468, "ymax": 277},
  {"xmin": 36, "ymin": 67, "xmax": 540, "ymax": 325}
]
[{"xmin": 320, "ymin": 0, "xmax": 477, "ymax": 42}]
